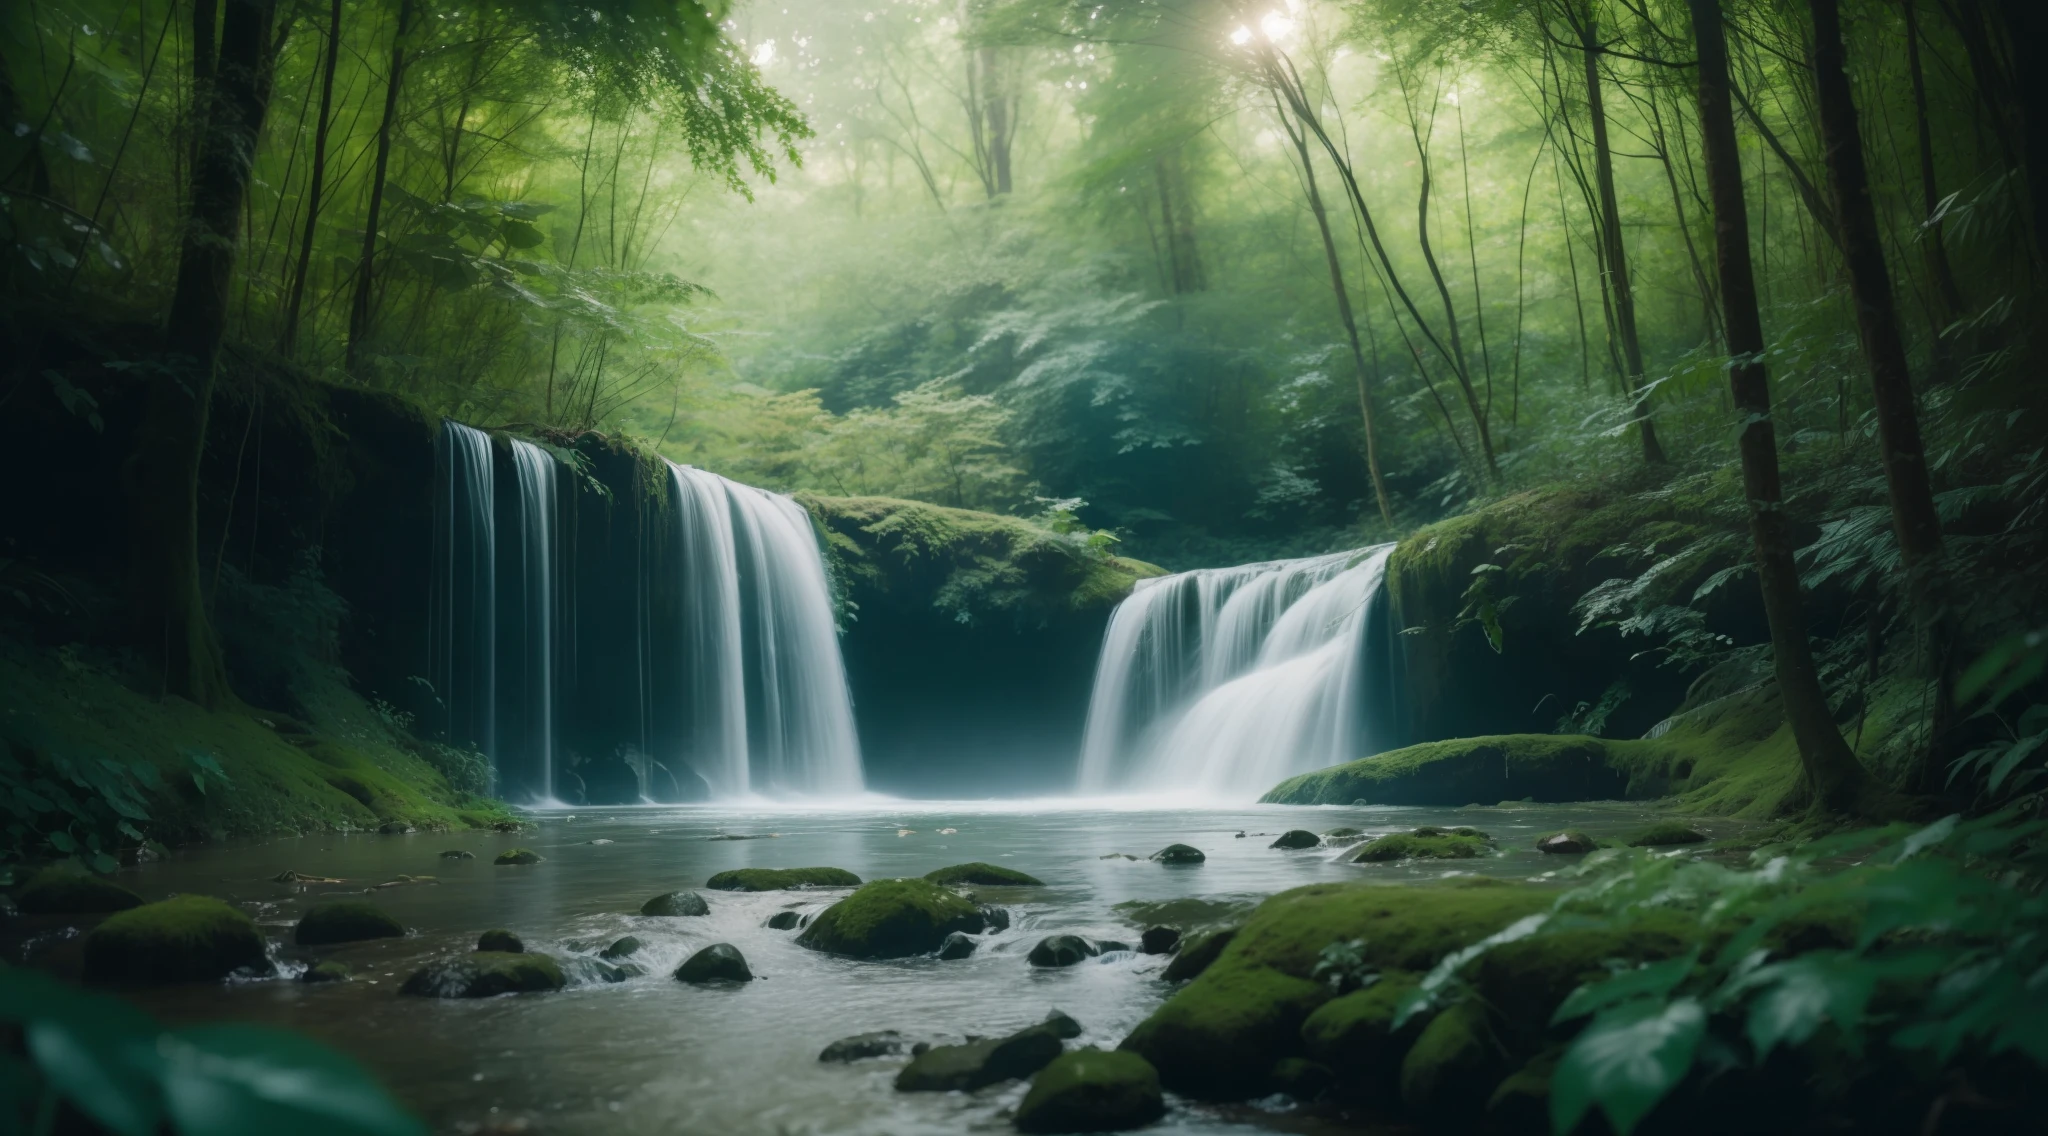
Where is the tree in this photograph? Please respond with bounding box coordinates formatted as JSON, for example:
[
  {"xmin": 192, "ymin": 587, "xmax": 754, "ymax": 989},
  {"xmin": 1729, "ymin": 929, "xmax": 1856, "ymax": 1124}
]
[
  {"xmin": 1688, "ymin": 0, "xmax": 1870, "ymax": 811},
  {"xmin": 133, "ymin": 0, "xmax": 280, "ymax": 706}
]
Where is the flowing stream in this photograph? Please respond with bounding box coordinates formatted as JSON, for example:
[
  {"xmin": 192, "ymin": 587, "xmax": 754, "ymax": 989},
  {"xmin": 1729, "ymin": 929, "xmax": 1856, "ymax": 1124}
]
[{"xmin": 70, "ymin": 801, "xmax": 1734, "ymax": 1136}]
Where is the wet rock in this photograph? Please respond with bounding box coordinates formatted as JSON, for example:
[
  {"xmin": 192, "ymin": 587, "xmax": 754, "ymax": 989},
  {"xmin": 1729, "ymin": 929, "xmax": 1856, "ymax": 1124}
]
[
  {"xmin": 14, "ymin": 868, "xmax": 144, "ymax": 914},
  {"xmin": 1098, "ymin": 853, "xmax": 1140, "ymax": 861},
  {"xmin": 1321, "ymin": 827, "xmax": 1367, "ymax": 847},
  {"xmin": 923, "ymin": 862, "xmax": 1045, "ymax": 887},
  {"xmin": 477, "ymin": 929, "xmax": 524, "ymax": 953},
  {"xmin": 894, "ymin": 1023, "xmax": 1064, "ymax": 1092},
  {"xmin": 1536, "ymin": 830, "xmax": 1598, "ymax": 855},
  {"xmin": 494, "ymin": 849, "xmax": 544, "ymax": 866},
  {"xmin": 1300, "ymin": 972, "xmax": 1423, "ymax": 1101},
  {"xmin": 599, "ymin": 935, "xmax": 643, "ymax": 960},
  {"xmin": 1042, "ymin": 1009, "xmax": 1083, "ymax": 1039},
  {"xmin": 1015, "ymin": 1049, "xmax": 1164, "ymax": 1133},
  {"xmin": 978, "ymin": 904, "xmax": 1012, "ymax": 933},
  {"xmin": 938, "ymin": 931, "xmax": 978, "ymax": 960},
  {"xmin": 703, "ymin": 867, "xmax": 860, "ymax": 891},
  {"xmin": 1401, "ymin": 999, "xmax": 1506, "ymax": 1125},
  {"xmin": 1269, "ymin": 830, "xmax": 1321, "ymax": 850},
  {"xmin": 766, "ymin": 911, "xmax": 801, "ymax": 930},
  {"xmin": 439, "ymin": 850, "xmax": 475, "ymax": 860},
  {"xmin": 1140, "ymin": 927, "xmax": 1181, "ymax": 955},
  {"xmin": 641, "ymin": 890, "xmax": 710, "ymax": 917},
  {"xmin": 797, "ymin": 879, "xmax": 987, "ymax": 959},
  {"xmin": 819, "ymin": 1030, "xmax": 915, "ymax": 1063},
  {"xmin": 1627, "ymin": 822, "xmax": 1707, "ymax": 847},
  {"xmin": 1161, "ymin": 927, "xmax": 1236, "ymax": 982},
  {"xmin": 82, "ymin": 896, "xmax": 269, "ymax": 984},
  {"xmin": 1149, "ymin": 844, "xmax": 1205, "ymax": 864},
  {"xmin": 377, "ymin": 822, "xmax": 415, "ymax": 835},
  {"xmin": 295, "ymin": 901, "xmax": 405, "ymax": 946},
  {"xmin": 400, "ymin": 952, "xmax": 565, "ymax": 998},
  {"xmin": 675, "ymin": 942, "xmax": 753, "ymax": 983},
  {"xmin": 1027, "ymin": 935, "xmax": 1100, "ymax": 968},
  {"xmin": 300, "ymin": 960, "xmax": 352, "ymax": 984},
  {"xmin": 1096, "ymin": 940, "xmax": 1133, "ymax": 954},
  {"xmin": 1234, "ymin": 832, "xmax": 1247, "ymax": 839},
  {"xmin": 1351, "ymin": 828, "xmax": 1493, "ymax": 862}
]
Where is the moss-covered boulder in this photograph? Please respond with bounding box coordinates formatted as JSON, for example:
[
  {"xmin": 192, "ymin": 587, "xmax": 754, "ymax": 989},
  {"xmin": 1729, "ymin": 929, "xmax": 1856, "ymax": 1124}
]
[
  {"xmin": 83, "ymin": 896, "xmax": 269, "ymax": 984},
  {"xmin": 1162, "ymin": 927, "xmax": 1236, "ymax": 982},
  {"xmin": 1627, "ymin": 821, "xmax": 1707, "ymax": 847},
  {"xmin": 14, "ymin": 868, "xmax": 145, "ymax": 914},
  {"xmin": 1119, "ymin": 883, "xmax": 1547, "ymax": 1100},
  {"xmin": 477, "ymin": 929, "xmax": 524, "ymax": 953},
  {"xmin": 1150, "ymin": 844, "xmax": 1205, "ymax": 864},
  {"xmin": 704, "ymin": 866, "xmax": 861, "ymax": 891},
  {"xmin": 642, "ymin": 890, "xmax": 710, "ymax": 916},
  {"xmin": 1015, "ymin": 1049, "xmax": 1165, "ymax": 1133},
  {"xmin": 922, "ymin": 862, "xmax": 1044, "ymax": 887},
  {"xmin": 399, "ymin": 951, "xmax": 564, "ymax": 997},
  {"xmin": 1028, "ymin": 934, "xmax": 1100, "ymax": 968},
  {"xmin": 820, "ymin": 1030, "xmax": 917, "ymax": 1063},
  {"xmin": 895, "ymin": 1024, "xmax": 1064, "ymax": 1092},
  {"xmin": 1270, "ymin": 830, "xmax": 1321, "ymax": 850},
  {"xmin": 300, "ymin": 960, "xmax": 352, "ymax": 984},
  {"xmin": 1400, "ymin": 1000, "xmax": 1507, "ymax": 1125},
  {"xmin": 439, "ymin": 849, "xmax": 475, "ymax": 860},
  {"xmin": 599, "ymin": 935, "xmax": 643, "ymax": 960},
  {"xmin": 797, "ymin": 878, "xmax": 986, "ymax": 958},
  {"xmin": 1262, "ymin": 735, "xmax": 1634, "ymax": 806},
  {"xmin": 1535, "ymin": 830, "xmax": 1597, "ymax": 854},
  {"xmin": 675, "ymin": 942, "xmax": 753, "ymax": 983},
  {"xmin": 294, "ymin": 901, "xmax": 405, "ymax": 945},
  {"xmin": 1299, "ymin": 971, "xmax": 1422, "ymax": 1102},
  {"xmin": 494, "ymin": 848, "xmax": 544, "ymax": 865},
  {"xmin": 1351, "ymin": 827, "xmax": 1493, "ymax": 862}
]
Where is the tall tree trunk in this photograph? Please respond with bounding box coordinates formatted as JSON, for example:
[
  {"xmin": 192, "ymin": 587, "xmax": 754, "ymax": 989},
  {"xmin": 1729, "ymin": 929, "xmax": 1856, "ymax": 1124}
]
[
  {"xmin": 1577, "ymin": 3, "xmax": 1667, "ymax": 464},
  {"xmin": 1277, "ymin": 97, "xmax": 1393, "ymax": 523},
  {"xmin": 1154, "ymin": 150, "xmax": 1205, "ymax": 294},
  {"xmin": 345, "ymin": 0, "xmax": 415, "ymax": 372},
  {"xmin": 1809, "ymin": 0, "xmax": 1953, "ymax": 787},
  {"xmin": 981, "ymin": 47, "xmax": 1013, "ymax": 195},
  {"xmin": 1904, "ymin": 0, "xmax": 1965, "ymax": 346},
  {"xmin": 1690, "ymin": 0, "xmax": 1870, "ymax": 811},
  {"xmin": 279, "ymin": 0, "xmax": 343, "ymax": 356},
  {"xmin": 136, "ymin": 0, "xmax": 278, "ymax": 707}
]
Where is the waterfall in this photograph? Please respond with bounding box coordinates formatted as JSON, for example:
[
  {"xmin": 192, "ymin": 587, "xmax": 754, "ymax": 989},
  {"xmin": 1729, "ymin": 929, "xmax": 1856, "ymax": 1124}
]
[
  {"xmin": 665, "ymin": 463, "xmax": 864, "ymax": 797},
  {"xmin": 436, "ymin": 422, "xmax": 497, "ymax": 772},
  {"xmin": 1076, "ymin": 545, "xmax": 1394, "ymax": 799},
  {"xmin": 504, "ymin": 439, "xmax": 560, "ymax": 804}
]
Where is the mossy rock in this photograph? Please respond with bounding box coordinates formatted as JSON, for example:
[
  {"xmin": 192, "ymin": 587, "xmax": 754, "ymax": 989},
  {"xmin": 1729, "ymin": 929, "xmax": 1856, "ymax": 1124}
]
[
  {"xmin": 400, "ymin": 951, "xmax": 564, "ymax": 997},
  {"xmin": 477, "ymin": 929, "xmax": 524, "ymax": 953},
  {"xmin": 1266, "ymin": 1056, "xmax": 1334, "ymax": 1101},
  {"xmin": 14, "ymin": 868, "xmax": 144, "ymax": 914},
  {"xmin": 1015, "ymin": 1049, "xmax": 1165, "ymax": 1133},
  {"xmin": 1028, "ymin": 934, "xmax": 1100, "ymax": 968},
  {"xmin": 797, "ymin": 878, "xmax": 986, "ymax": 958},
  {"xmin": 1113, "ymin": 897, "xmax": 1254, "ymax": 931},
  {"xmin": 1535, "ymin": 830, "xmax": 1598, "ymax": 854},
  {"xmin": 300, "ymin": 960, "xmax": 352, "ymax": 984},
  {"xmin": 599, "ymin": 935, "xmax": 643, "ymax": 960},
  {"xmin": 1487, "ymin": 1048, "xmax": 1561, "ymax": 1134},
  {"xmin": 642, "ymin": 890, "xmax": 710, "ymax": 916},
  {"xmin": 1351, "ymin": 829, "xmax": 1493, "ymax": 862},
  {"xmin": 1150, "ymin": 844, "xmax": 1205, "ymax": 864},
  {"xmin": 294, "ymin": 901, "xmax": 405, "ymax": 945},
  {"xmin": 922, "ymin": 862, "xmax": 1044, "ymax": 887},
  {"xmin": 1269, "ymin": 830, "xmax": 1321, "ymax": 850},
  {"xmin": 1470, "ymin": 916, "xmax": 1693, "ymax": 1046},
  {"xmin": 1262, "ymin": 735, "xmax": 1632, "ymax": 806},
  {"xmin": 494, "ymin": 848, "xmax": 544, "ymax": 865},
  {"xmin": 675, "ymin": 942, "xmax": 753, "ymax": 983},
  {"xmin": 704, "ymin": 866, "xmax": 860, "ymax": 891},
  {"xmin": 1299, "ymin": 971, "xmax": 1422, "ymax": 1101},
  {"xmin": 1627, "ymin": 821, "xmax": 1707, "ymax": 847},
  {"xmin": 1400, "ymin": 1000, "xmax": 1507, "ymax": 1125},
  {"xmin": 1162, "ymin": 927, "xmax": 1237, "ymax": 982},
  {"xmin": 1120, "ymin": 883, "xmax": 1548, "ymax": 1101},
  {"xmin": 83, "ymin": 895, "xmax": 268, "ymax": 984},
  {"xmin": 895, "ymin": 1025, "xmax": 1063, "ymax": 1092}
]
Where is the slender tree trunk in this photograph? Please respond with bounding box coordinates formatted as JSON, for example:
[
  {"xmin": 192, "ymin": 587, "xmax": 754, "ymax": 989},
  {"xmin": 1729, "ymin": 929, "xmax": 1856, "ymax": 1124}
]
[
  {"xmin": 982, "ymin": 47, "xmax": 1012, "ymax": 195},
  {"xmin": 135, "ymin": 0, "xmax": 278, "ymax": 707},
  {"xmin": 345, "ymin": 0, "xmax": 415, "ymax": 372},
  {"xmin": 280, "ymin": 0, "xmax": 342, "ymax": 356},
  {"xmin": 1278, "ymin": 98, "xmax": 1392, "ymax": 523},
  {"xmin": 1403, "ymin": 82, "xmax": 1497, "ymax": 475},
  {"xmin": 1810, "ymin": 0, "xmax": 1954, "ymax": 787},
  {"xmin": 1691, "ymin": 0, "xmax": 1870, "ymax": 812},
  {"xmin": 1904, "ymin": 0, "xmax": 1965, "ymax": 343},
  {"xmin": 1577, "ymin": 3, "xmax": 1667, "ymax": 463}
]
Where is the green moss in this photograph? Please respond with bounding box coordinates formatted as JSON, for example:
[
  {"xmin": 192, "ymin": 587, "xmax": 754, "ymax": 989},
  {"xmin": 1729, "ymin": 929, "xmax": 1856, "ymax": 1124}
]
[
  {"xmin": 14, "ymin": 868, "xmax": 144, "ymax": 914},
  {"xmin": 922, "ymin": 862, "xmax": 1044, "ymax": 887},
  {"xmin": 1120, "ymin": 963, "xmax": 1331, "ymax": 1100},
  {"xmin": 1263, "ymin": 734, "xmax": 1631, "ymax": 806},
  {"xmin": 399, "ymin": 951, "xmax": 564, "ymax": 997},
  {"xmin": 1400, "ymin": 1000, "xmax": 1506, "ymax": 1124},
  {"xmin": 703, "ymin": 866, "xmax": 861, "ymax": 891},
  {"xmin": 1351, "ymin": 829, "xmax": 1494, "ymax": 862},
  {"xmin": 83, "ymin": 895, "xmax": 267, "ymax": 983},
  {"xmin": 796, "ymin": 878, "xmax": 985, "ymax": 958},
  {"xmin": 1627, "ymin": 821, "xmax": 1708, "ymax": 847},
  {"xmin": 1470, "ymin": 916, "xmax": 1694, "ymax": 1043},
  {"xmin": 476, "ymin": 929, "xmax": 523, "ymax": 953},
  {"xmin": 294, "ymin": 900, "xmax": 405, "ymax": 945},
  {"xmin": 1015, "ymin": 1050, "xmax": 1165, "ymax": 1134},
  {"xmin": 494, "ymin": 848, "xmax": 543, "ymax": 865},
  {"xmin": 1162, "ymin": 927, "xmax": 1238, "ymax": 982},
  {"xmin": 1299, "ymin": 971, "xmax": 1422, "ymax": 1102}
]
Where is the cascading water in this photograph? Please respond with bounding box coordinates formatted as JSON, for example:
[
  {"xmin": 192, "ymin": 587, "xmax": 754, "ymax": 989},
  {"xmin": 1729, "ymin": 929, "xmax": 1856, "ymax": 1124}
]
[
  {"xmin": 434, "ymin": 422, "xmax": 497, "ymax": 773},
  {"xmin": 503, "ymin": 439, "xmax": 560, "ymax": 804},
  {"xmin": 1076, "ymin": 545, "xmax": 1395, "ymax": 799},
  {"xmin": 665, "ymin": 463, "xmax": 864, "ymax": 797}
]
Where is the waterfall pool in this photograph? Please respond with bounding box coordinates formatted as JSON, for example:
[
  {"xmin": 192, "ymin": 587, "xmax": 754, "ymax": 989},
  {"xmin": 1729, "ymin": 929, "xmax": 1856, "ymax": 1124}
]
[{"xmin": 51, "ymin": 801, "xmax": 1745, "ymax": 1135}]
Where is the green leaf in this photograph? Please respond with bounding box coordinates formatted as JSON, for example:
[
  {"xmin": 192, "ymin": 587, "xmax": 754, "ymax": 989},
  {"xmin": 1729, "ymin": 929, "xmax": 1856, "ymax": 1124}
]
[
  {"xmin": 1395, "ymin": 913, "xmax": 1548, "ymax": 1028},
  {"xmin": 1551, "ymin": 998, "xmax": 1706, "ymax": 1136},
  {"xmin": 1553, "ymin": 950, "xmax": 1700, "ymax": 1025},
  {"xmin": 3, "ymin": 969, "xmax": 165, "ymax": 1136},
  {"xmin": 160, "ymin": 1025, "xmax": 427, "ymax": 1136},
  {"xmin": 1739, "ymin": 952, "xmax": 1877, "ymax": 1058},
  {"xmin": 47, "ymin": 829, "xmax": 76, "ymax": 853},
  {"xmin": 500, "ymin": 218, "xmax": 545, "ymax": 249},
  {"xmin": 1893, "ymin": 815, "xmax": 1959, "ymax": 863}
]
